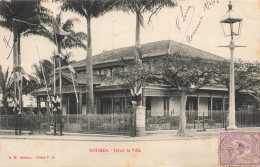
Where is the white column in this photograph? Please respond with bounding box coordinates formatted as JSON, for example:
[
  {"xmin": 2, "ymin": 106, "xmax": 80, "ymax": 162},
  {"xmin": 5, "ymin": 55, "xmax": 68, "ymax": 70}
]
[
  {"xmin": 210, "ymin": 96, "xmax": 213, "ymax": 120},
  {"xmin": 136, "ymin": 106, "xmax": 146, "ymax": 136},
  {"xmin": 228, "ymin": 41, "xmax": 237, "ymax": 130},
  {"xmin": 197, "ymin": 96, "xmax": 200, "ymax": 119}
]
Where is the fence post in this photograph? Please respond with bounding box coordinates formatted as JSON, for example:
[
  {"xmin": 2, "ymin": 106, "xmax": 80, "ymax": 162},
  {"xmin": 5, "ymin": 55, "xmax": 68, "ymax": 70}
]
[
  {"xmin": 194, "ymin": 113, "xmax": 196, "ymax": 129},
  {"xmin": 222, "ymin": 111, "xmax": 225, "ymax": 128},
  {"xmin": 19, "ymin": 113, "xmax": 21, "ymax": 135},
  {"xmin": 30, "ymin": 115, "xmax": 33, "ymax": 134},
  {"xmin": 15, "ymin": 115, "xmax": 18, "ymax": 135},
  {"xmin": 132, "ymin": 102, "xmax": 136, "ymax": 137},
  {"xmin": 203, "ymin": 110, "xmax": 205, "ymax": 131},
  {"xmin": 240, "ymin": 109, "xmax": 242, "ymax": 128},
  {"xmin": 5, "ymin": 115, "xmax": 8, "ymax": 129},
  {"xmin": 224, "ymin": 111, "xmax": 227, "ymax": 131},
  {"xmin": 54, "ymin": 111, "xmax": 56, "ymax": 135},
  {"xmin": 259, "ymin": 111, "xmax": 260, "ymax": 126},
  {"xmin": 171, "ymin": 110, "xmax": 173, "ymax": 130},
  {"xmin": 220, "ymin": 110, "xmax": 223, "ymax": 127},
  {"xmin": 111, "ymin": 114, "xmax": 114, "ymax": 125},
  {"xmin": 60, "ymin": 110, "xmax": 62, "ymax": 136},
  {"xmin": 38, "ymin": 115, "xmax": 40, "ymax": 134},
  {"xmin": 88, "ymin": 115, "xmax": 90, "ymax": 133}
]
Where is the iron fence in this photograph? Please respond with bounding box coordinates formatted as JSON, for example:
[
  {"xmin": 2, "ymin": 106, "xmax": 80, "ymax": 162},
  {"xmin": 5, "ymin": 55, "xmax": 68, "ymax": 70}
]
[
  {"xmin": 0, "ymin": 113, "xmax": 134, "ymax": 136},
  {"xmin": 146, "ymin": 116, "xmax": 179, "ymax": 131},
  {"xmin": 63, "ymin": 114, "xmax": 133, "ymax": 135},
  {"xmin": 0, "ymin": 115, "xmax": 17, "ymax": 130},
  {"xmin": 186, "ymin": 110, "xmax": 228, "ymax": 129},
  {"xmin": 146, "ymin": 109, "xmax": 260, "ymax": 131},
  {"xmin": 1, "ymin": 109, "xmax": 260, "ymax": 134}
]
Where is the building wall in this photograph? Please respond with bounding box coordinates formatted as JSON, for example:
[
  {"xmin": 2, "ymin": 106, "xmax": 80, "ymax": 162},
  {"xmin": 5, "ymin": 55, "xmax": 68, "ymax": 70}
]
[
  {"xmin": 170, "ymin": 96, "xmax": 181, "ymax": 116},
  {"xmin": 199, "ymin": 97, "xmax": 208, "ymax": 116},
  {"xmin": 151, "ymin": 97, "xmax": 164, "ymax": 116},
  {"xmin": 62, "ymin": 101, "xmax": 67, "ymax": 115},
  {"xmin": 82, "ymin": 105, "xmax": 86, "ymax": 114},
  {"xmin": 22, "ymin": 95, "xmax": 37, "ymax": 107},
  {"xmin": 154, "ymin": 96, "xmax": 209, "ymax": 117}
]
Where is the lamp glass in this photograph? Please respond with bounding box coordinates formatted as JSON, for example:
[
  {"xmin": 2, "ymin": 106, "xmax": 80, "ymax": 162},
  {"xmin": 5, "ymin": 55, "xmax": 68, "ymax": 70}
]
[{"xmin": 220, "ymin": 2, "xmax": 243, "ymax": 38}]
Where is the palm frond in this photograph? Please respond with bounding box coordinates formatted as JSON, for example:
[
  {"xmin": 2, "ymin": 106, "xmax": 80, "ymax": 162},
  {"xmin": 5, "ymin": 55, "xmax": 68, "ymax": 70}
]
[
  {"xmin": 0, "ymin": 0, "xmax": 51, "ymax": 33},
  {"xmin": 22, "ymin": 26, "xmax": 55, "ymax": 44},
  {"xmin": 60, "ymin": 0, "xmax": 118, "ymax": 18},
  {"xmin": 61, "ymin": 37, "xmax": 86, "ymax": 50},
  {"xmin": 62, "ymin": 17, "xmax": 80, "ymax": 31}
]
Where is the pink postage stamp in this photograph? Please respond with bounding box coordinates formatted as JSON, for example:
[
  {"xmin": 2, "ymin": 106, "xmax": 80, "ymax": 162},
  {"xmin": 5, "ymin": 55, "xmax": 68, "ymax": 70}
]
[{"xmin": 219, "ymin": 132, "xmax": 260, "ymax": 166}]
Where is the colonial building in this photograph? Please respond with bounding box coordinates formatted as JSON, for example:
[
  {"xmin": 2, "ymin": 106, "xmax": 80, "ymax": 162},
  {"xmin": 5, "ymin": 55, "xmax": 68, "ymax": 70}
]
[{"xmin": 33, "ymin": 40, "xmax": 251, "ymax": 121}]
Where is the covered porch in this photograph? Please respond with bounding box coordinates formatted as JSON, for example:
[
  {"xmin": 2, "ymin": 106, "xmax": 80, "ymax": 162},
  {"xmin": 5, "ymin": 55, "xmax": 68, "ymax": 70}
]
[{"xmin": 143, "ymin": 86, "xmax": 229, "ymax": 130}]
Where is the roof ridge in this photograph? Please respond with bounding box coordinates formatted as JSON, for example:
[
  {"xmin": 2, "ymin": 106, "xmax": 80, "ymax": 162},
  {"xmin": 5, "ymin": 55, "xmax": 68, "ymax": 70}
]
[
  {"xmin": 93, "ymin": 40, "xmax": 170, "ymax": 57},
  {"xmin": 72, "ymin": 40, "xmax": 225, "ymax": 67},
  {"xmin": 169, "ymin": 40, "xmax": 223, "ymax": 59}
]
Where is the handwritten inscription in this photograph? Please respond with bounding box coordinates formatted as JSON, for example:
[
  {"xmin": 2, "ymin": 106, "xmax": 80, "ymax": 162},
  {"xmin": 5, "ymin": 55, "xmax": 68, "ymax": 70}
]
[
  {"xmin": 176, "ymin": 5, "xmax": 195, "ymax": 43},
  {"xmin": 175, "ymin": 0, "xmax": 219, "ymax": 44},
  {"xmin": 3, "ymin": 34, "xmax": 14, "ymax": 60},
  {"xmin": 203, "ymin": 0, "xmax": 220, "ymax": 11},
  {"xmin": 186, "ymin": 16, "xmax": 204, "ymax": 44},
  {"xmin": 180, "ymin": 5, "xmax": 195, "ymax": 22}
]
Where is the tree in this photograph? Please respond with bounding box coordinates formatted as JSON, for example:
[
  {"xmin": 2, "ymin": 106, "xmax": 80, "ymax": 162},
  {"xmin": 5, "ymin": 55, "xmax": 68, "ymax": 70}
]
[
  {"xmin": 115, "ymin": 0, "xmax": 177, "ymax": 106},
  {"xmin": 0, "ymin": 0, "xmax": 50, "ymax": 81},
  {"xmin": 0, "ymin": 65, "xmax": 13, "ymax": 113},
  {"xmin": 25, "ymin": 12, "xmax": 87, "ymax": 53},
  {"xmin": 60, "ymin": 0, "xmax": 118, "ymax": 113},
  {"xmin": 31, "ymin": 59, "xmax": 53, "ymax": 88},
  {"xmin": 213, "ymin": 60, "xmax": 260, "ymax": 109},
  {"xmin": 19, "ymin": 59, "xmax": 53, "ymax": 95},
  {"xmin": 152, "ymin": 54, "xmax": 215, "ymax": 136},
  {"xmin": 112, "ymin": 54, "xmax": 215, "ymax": 136},
  {"xmin": 107, "ymin": 59, "xmax": 155, "ymax": 104},
  {"xmin": 0, "ymin": 0, "xmax": 50, "ymax": 112}
]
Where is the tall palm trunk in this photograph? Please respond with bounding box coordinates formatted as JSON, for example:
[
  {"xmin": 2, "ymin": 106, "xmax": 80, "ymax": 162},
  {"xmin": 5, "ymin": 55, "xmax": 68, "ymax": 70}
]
[
  {"xmin": 135, "ymin": 11, "xmax": 141, "ymax": 61},
  {"xmin": 17, "ymin": 31, "xmax": 23, "ymax": 114},
  {"xmin": 178, "ymin": 90, "xmax": 188, "ymax": 136},
  {"xmin": 13, "ymin": 24, "xmax": 18, "ymax": 98},
  {"xmin": 13, "ymin": 23, "xmax": 20, "ymax": 134},
  {"xmin": 86, "ymin": 16, "xmax": 94, "ymax": 114},
  {"xmin": 135, "ymin": 11, "xmax": 142, "ymax": 107}
]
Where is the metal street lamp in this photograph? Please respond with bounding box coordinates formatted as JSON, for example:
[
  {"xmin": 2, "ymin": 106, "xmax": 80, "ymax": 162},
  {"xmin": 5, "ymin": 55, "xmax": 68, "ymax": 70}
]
[{"xmin": 220, "ymin": 1, "xmax": 244, "ymax": 130}]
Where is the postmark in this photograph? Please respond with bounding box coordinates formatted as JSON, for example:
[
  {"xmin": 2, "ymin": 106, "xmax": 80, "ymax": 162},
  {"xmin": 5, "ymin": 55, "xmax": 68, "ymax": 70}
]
[{"xmin": 219, "ymin": 131, "xmax": 260, "ymax": 166}]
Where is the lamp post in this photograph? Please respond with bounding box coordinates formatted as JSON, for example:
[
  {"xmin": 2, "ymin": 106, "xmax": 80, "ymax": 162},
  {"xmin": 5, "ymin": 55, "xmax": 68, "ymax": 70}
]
[{"xmin": 220, "ymin": 1, "xmax": 245, "ymax": 130}]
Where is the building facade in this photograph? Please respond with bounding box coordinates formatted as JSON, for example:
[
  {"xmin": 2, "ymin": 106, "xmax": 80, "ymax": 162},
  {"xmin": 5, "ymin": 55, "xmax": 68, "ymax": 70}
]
[{"xmin": 33, "ymin": 40, "xmax": 253, "ymax": 123}]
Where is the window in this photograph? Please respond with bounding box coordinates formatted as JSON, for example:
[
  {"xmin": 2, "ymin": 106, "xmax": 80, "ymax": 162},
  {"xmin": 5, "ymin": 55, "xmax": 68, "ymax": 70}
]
[
  {"xmin": 100, "ymin": 69, "xmax": 107, "ymax": 76},
  {"xmin": 164, "ymin": 97, "xmax": 169, "ymax": 116},
  {"xmin": 93, "ymin": 70, "xmax": 101, "ymax": 75}
]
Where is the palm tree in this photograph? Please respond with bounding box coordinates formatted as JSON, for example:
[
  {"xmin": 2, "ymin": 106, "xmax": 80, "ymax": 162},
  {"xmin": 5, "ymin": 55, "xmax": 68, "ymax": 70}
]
[
  {"xmin": 115, "ymin": 0, "xmax": 177, "ymax": 107},
  {"xmin": 0, "ymin": 65, "xmax": 13, "ymax": 113},
  {"xmin": 60, "ymin": 0, "xmax": 117, "ymax": 114},
  {"xmin": 31, "ymin": 59, "xmax": 53, "ymax": 88},
  {"xmin": 115, "ymin": 0, "xmax": 177, "ymax": 60},
  {"xmin": 24, "ymin": 12, "xmax": 87, "ymax": 53},
  {"xmin": 0, "ymin": 0, "xmax": 50, "ymax": 112}
]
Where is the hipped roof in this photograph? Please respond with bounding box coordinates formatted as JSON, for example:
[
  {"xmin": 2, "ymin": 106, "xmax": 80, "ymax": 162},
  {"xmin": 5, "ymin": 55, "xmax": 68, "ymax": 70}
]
[{"xmin": 71, "ymin": 40, "xmax": 225, "ymax": 69}]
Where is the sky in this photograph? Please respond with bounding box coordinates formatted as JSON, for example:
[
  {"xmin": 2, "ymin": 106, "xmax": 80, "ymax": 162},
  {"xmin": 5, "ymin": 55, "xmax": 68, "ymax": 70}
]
[{"xmin": 0, "ymin": 0, "xmax": 260, "ymax": 74}]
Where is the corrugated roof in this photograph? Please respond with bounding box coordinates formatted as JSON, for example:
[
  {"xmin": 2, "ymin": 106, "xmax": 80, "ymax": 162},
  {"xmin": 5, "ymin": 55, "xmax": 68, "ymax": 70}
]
[{"xmin": 71, "ymin": 40, "xmax": 225, "ymax": 69}]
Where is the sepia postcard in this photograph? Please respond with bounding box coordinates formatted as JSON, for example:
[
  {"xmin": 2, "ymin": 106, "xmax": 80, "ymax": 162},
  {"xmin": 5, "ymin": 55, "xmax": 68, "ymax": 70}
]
[{"xmin": 0, "ymin": 0, "xmax": 260, "ymax": 166}]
